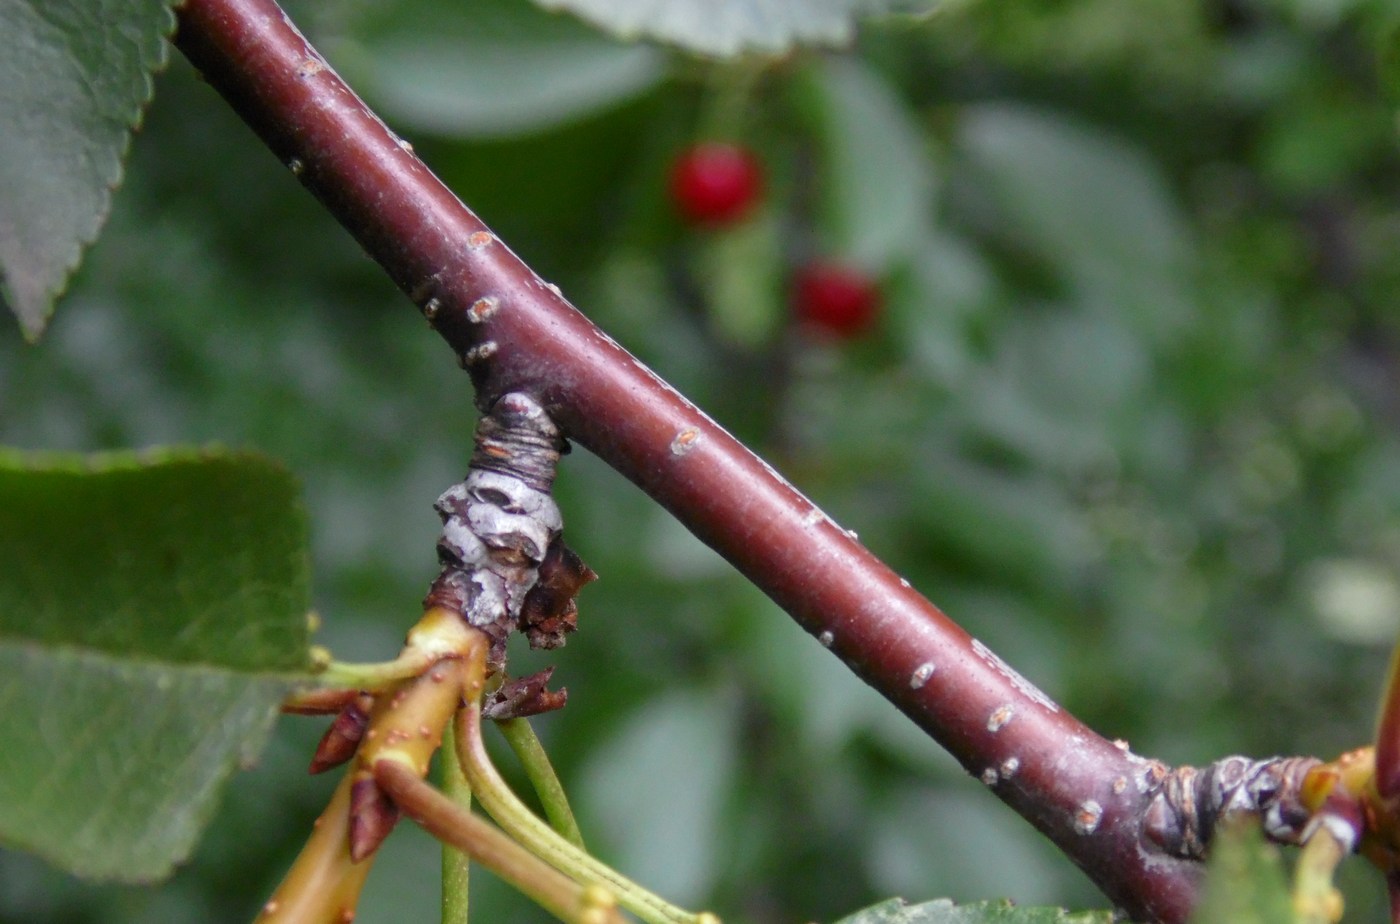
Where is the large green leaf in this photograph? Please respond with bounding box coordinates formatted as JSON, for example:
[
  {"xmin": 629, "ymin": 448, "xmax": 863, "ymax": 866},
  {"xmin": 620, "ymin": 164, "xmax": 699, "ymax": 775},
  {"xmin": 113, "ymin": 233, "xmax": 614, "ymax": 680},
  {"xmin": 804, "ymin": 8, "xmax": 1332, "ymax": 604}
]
[
  {"xmin": 0, "ymin": 0, "xmax": 178, "ymax": 341},
  {"xmin": 326, "ymin": 0, "xmax": 663, "ymax": 139},
  {"xmin": 0, "ymin": 448, "xmax": 311, "ymax": 882},
  {"xmin": 802, "ymin": 57, "xmax": 936, "ymax": 272},
  {"xmin": 531, "ymin": 0, "xmax": 939, "ymax": 57},
  {"xmin": 833, "ymin": 898, "xmax": 1114, "ymax": 923}
]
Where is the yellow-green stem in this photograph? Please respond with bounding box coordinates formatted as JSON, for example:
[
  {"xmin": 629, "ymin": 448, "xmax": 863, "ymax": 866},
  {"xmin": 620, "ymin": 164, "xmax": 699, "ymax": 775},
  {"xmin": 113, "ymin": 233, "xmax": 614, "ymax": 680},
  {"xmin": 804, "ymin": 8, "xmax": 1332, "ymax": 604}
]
[
  {"xmin": 310, "ymin": 605, "xmax": 481, "ymax": 692},
  {"xmin": 1294, "ymin": 823, "xmax": 1348, "ymax": 924},
  {"xmin": 253, "ymin": 772, "xmax": 375, "ymax": 924},
  {"xmin": 441, "ymin": 721, "xmax": 472, "ymax": 924},
  {"xmin": 313, "ymin": 653, "xmax": 434, "ymax": 690}
]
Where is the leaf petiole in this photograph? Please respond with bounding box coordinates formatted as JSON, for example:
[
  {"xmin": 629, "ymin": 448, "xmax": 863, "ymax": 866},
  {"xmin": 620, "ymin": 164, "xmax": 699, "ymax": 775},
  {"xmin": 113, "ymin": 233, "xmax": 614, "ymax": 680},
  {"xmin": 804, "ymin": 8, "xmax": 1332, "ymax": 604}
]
[{"xmin": 310, "ymin": 605, "xmax": 482, "ymax": 690}]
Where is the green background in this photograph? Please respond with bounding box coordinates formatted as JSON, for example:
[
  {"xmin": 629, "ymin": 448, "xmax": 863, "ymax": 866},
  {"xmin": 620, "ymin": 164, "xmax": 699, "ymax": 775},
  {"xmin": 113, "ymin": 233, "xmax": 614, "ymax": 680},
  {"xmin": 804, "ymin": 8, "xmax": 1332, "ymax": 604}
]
[{"xmin": 4, "ymin": 0, "xmax": 1400, "ymax": 919}]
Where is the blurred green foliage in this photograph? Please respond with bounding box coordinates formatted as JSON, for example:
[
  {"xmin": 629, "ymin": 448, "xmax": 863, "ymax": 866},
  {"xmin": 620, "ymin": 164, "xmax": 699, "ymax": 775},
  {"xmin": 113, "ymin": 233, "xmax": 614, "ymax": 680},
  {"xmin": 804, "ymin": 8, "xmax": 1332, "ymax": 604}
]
[
  {"xmin": 5, "ymin": 0, "xmax": 1400, "ymax": 920},
  {"xmin": 1188, "ymin": 821, "xmax": 1294, "ymax": 924},
  {"xmin": 833, "ymin": 897, "xmax": 1114, "ymax": 923}
]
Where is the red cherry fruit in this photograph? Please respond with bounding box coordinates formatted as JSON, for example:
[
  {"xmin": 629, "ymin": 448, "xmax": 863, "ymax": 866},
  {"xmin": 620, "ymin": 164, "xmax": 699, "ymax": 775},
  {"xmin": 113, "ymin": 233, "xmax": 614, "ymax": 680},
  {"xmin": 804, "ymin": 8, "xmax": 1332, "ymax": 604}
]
[
  {"xmin": 791, "ymin": 260, "xmax": 882, "ymax": 338},
  {"xmin": 668, "ymin": 141, "xmax": 763, "ymax": 227}
]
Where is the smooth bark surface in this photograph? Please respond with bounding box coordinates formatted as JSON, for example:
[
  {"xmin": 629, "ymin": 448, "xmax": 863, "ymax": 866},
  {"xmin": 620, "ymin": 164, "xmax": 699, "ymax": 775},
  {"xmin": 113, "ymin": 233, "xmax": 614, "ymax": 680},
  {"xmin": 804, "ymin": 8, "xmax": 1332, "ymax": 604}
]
[{"xmin": 174, "ymin": 2, "xmax": 1203, "ymax": 918}]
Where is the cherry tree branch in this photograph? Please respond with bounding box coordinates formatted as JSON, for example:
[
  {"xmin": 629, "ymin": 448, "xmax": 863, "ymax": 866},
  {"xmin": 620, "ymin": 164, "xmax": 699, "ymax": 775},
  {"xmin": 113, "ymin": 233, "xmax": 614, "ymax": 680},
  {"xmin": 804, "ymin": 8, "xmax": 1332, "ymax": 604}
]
[{"xmin": 174, "ymin": 1, "xmax": 1202, "ymax": 918}]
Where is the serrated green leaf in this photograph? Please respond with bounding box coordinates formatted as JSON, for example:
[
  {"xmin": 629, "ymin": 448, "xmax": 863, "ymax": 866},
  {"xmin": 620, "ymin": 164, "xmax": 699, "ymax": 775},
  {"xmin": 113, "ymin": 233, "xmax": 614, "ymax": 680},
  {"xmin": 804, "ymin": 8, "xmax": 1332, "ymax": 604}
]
[
  {"xmin": 0, "ymin": 447, "xmax": 311, "ymax": 881},
  {"xmin": 0, "ymin": 0, "xmax": 179, "ymax": 341},
  {"xmin": 833, "ymin": 898, "xmax": 1115, "ymax": 924},
  {"xmin": 532, "ymin": 0, "xmax": 939, "ymax": 58},
  {"xmin": 1189, "ymin": 821, "xmax": 1296, "ymax": 924}
]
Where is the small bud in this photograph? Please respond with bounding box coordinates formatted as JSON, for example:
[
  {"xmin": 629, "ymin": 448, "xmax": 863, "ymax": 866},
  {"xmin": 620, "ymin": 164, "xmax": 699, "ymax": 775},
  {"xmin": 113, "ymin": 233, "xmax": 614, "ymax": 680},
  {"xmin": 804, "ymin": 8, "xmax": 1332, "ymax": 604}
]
[
  {"xmin": 349, "ymin": 775, "xmax": 401, "ymax": 861},
  {"xmin": 309, "ymin": 695, "xmax": 374, "ymax": 775}
]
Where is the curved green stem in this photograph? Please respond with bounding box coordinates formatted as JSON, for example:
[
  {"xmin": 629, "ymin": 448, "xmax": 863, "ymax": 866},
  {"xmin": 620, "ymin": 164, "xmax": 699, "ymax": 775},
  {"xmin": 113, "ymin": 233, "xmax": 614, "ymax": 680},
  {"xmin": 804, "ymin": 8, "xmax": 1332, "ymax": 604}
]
[
  {"xmin": 457, "ymin": 704, "xmax": 719, "ymax": 924},
  {"xmin": 313, "ymin": 653, "xmax": 433, "ymax": 691},
  {"xmin": 497, "ymin": 717, "xmax": 585, "ymax": 850},
  {"xmin": 308, "ymin": 605, "xmax": 482, "ymax": 693},
  {"xmin": 375, "ymin": 760, "xmax": 624, "ymax": 924}
]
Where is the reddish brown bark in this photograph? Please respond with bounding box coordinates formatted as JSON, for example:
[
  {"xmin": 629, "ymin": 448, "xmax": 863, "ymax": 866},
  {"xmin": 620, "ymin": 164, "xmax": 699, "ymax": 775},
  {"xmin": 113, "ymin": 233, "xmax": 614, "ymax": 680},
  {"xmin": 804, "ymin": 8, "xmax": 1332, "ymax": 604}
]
[{"xmin": 173, "ymin": 2, "xmax": 1203, "ymax": 918}]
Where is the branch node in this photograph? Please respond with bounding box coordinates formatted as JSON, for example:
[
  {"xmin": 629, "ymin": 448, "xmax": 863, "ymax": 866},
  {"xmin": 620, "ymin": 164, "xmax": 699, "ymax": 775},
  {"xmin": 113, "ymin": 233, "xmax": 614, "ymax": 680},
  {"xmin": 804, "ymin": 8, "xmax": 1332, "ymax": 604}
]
[
  {"xmin": 1144, "ymin": 755, "xmax": 1321, "ymax": 857},
  {"xmin": 427, "ymin": 392, "xmax": 592, "ymax": 673}
]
